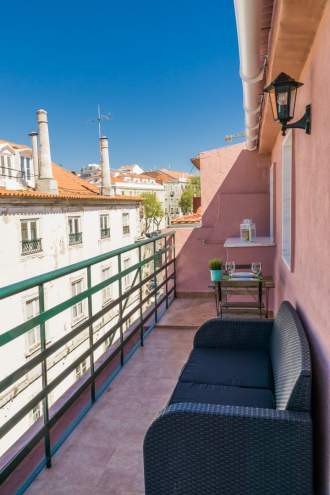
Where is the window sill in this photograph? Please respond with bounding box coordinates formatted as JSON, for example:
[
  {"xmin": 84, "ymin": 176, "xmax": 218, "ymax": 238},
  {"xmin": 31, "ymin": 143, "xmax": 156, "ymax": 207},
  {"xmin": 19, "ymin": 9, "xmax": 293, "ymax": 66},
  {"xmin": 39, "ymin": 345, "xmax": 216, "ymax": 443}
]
[{"xmin": 71, "ymin": 315, "xmax": 88, "ymax": 328}]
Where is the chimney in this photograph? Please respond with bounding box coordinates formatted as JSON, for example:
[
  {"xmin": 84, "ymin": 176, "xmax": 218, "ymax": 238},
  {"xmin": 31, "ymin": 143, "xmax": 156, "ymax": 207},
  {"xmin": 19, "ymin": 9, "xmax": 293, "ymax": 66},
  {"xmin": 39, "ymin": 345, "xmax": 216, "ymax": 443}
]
[
  {"xmin": 36, "ymin": 109, "xmax": 58, "ymax": 193},
  {"xmin": 29, "ymin": 131, "xmax": 39, "ymax": 183},
  {"xmin": 99, "ymin": 136, "xmax": 111, "ymax": 195}
]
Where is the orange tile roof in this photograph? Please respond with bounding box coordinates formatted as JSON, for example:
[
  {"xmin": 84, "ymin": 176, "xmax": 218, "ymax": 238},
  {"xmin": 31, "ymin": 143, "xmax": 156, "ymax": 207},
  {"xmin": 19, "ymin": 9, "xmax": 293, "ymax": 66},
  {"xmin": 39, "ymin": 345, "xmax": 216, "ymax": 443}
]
[
  {"xmin": 0, "ymin": 139, "xmax": 142, "ymax": 203},
  {"xmin": 171, "ymin": 206, "xmax": 202, "ymax": 224}
]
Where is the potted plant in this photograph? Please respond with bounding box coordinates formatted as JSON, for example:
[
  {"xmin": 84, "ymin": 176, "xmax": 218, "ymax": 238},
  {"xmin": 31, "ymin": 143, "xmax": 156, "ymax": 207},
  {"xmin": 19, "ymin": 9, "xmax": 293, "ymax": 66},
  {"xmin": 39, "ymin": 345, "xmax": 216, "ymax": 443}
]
[{"xmin": 208, "ymin": 258, "xmax": 223, "ymax": 282}]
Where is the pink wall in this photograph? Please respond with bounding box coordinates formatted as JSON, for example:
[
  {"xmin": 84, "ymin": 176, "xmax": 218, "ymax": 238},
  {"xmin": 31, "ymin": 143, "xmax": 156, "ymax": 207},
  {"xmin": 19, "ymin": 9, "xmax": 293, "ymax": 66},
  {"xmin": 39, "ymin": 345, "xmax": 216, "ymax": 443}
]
[
  {"xmin": 271, "ymin": 4, "xmax": 330, "ymax": 493},
  {"xmin": 174, "ymin": 143, "xmax": 273, "ymax": 294}
]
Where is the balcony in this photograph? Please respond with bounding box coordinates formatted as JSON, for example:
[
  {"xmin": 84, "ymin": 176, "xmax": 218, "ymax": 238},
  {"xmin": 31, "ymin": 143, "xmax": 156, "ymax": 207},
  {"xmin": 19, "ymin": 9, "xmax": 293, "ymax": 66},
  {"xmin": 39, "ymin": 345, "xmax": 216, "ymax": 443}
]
[
  {"xmin": 0, "ymin": 232, "xmax": 176, "ymax": 494},
  {"xmin": 21, "ymin": 239, "xmax": 42, "ymax": 255},
  {"xmin": 68, "ymin": 232, "xmax": 83, "ymax": 245},
  {"xmin": 100, "ymin": 228, "xmax": 110, "ymax": 239}
]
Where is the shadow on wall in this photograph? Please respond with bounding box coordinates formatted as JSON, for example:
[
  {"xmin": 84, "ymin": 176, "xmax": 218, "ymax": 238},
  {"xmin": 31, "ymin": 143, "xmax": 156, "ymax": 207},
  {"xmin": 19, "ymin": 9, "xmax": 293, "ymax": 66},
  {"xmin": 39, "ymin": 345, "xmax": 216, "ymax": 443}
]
[{"xmin": 172, "ymin": 144, "xmax": 273, "ymax": 294}]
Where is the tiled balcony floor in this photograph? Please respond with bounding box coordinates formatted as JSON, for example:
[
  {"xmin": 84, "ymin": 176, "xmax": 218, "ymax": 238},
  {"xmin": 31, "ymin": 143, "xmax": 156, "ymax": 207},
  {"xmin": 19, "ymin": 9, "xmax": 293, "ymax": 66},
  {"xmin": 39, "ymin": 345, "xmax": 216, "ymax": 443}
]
[{"xmin": 25, "ymin": 300, "xmax": 205, "ymax": 495}]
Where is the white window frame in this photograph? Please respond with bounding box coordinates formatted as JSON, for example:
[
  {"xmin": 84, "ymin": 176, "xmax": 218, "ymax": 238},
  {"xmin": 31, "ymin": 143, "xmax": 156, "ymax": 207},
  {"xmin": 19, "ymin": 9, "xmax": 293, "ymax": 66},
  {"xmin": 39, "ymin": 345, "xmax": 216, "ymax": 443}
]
[
  {"xmin": 123, "ymin": 257, "xmax": 131, "ymax": 290},
  {"xmin": 122, "ymin": 212, "xmax": 130, "ymax": 235},
  {"xmin": 75, "ymin": 359, "xmax": 88, "ymax": 380},
  {"xmin": 281, "ymin": 130, "xmax": 293, "ymax": 271},
  {"xmin": 25, "ymin": 296, "xmax": 41, "ymax": 353},
  {"xmin": 101, "ymin": 265, "xmax": 112, "ymax": 305},
  {"xmin": 68, "ymin": 216, "xmax": 81, "ymax": 235},
  {"xmin": 71, "ymin": 277, "xmax": 85, "ymax": 324},
  {"xmin": 21, "ymin": 218, "xmax": 39, "ymax": 242},
  {"xmin": 269, "ymin": 163, "xmax": 275, "ymax": 241},
  {"xmin": 100, "ymin": 214, "xmax": 110, "ymax": 238}
]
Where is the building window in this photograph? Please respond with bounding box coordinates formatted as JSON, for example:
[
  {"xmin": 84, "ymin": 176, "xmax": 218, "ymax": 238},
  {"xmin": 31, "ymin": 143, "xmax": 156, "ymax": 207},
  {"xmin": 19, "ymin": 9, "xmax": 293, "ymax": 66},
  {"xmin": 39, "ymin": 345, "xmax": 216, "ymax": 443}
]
[
  {"xmin": 102, "ymin": 266, "xmax": 112, "ymax": 304},
  {"xmin": 100, "ymin": 214, "xmax": 110, "ymax": 239},
  {"xmin": 122, "ymin": 212, "xmax": 130, "ymax": 235},
  {"xmin": 20, "ymin": 156, "xmax": 31, "ymax": 180},
  {"xmin": 25, "ymin": 297, "xmax": 40, "ymax": 352},
  {"xmin": 7, "ymin": 156, "xmax": 12, "ymax": 178},
  {"xmin": 123, "ymin": 257, "xmax": 131, "ymax": 290},
  {"xmin": 30, "ymin": 403, "xmax": 42, "ymax": 424},
  {"xmin": 68, "ymin": 216, "xmax": 82, "ymax": 245},
  {"xmin": 282, "ymin": 130, "xmax": 293, "ymax": 270},
  {"xmin": 21, "ymin": 219, "xmax": 42, "ymax": 255},
  {"xmin": 71, "ymin": 279, "xmax": 85, "ymax": 323},
  {"xmin": 75, "ymin": 359, "xmax": 88, "ymax": 380},
  {"xmin": 0, "ymin": 156, "xmax": 5, "ymax": 176}
]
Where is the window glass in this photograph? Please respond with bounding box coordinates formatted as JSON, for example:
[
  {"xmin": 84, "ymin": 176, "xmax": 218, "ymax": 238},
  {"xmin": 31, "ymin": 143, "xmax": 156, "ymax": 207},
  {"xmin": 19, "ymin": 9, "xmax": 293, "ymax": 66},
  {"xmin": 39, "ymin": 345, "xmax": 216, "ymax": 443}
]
[
  {"xmin": 26, "ymin": 297, "xmax": 40, "ymax": 351},
  {"xmin": 72, "ymin": 279, "xmax": 84, "ymax": 321}
]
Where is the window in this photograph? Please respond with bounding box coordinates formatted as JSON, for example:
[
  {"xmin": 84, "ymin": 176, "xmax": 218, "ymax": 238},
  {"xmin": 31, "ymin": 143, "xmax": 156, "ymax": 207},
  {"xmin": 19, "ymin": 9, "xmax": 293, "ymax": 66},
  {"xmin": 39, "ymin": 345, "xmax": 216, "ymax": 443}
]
[
  {"xmin": 21, "ymin": 219, "xmax": 42, "ymax": 255},
  {"xmin": 100, "ymin": 214, "xmax": 110, "ymax": 239},
  {"xmin": 30, "ymin": 403, "xmax": 42, "ymax": 424},
  {"xmin": 282, "ymin": 130, "xmax": 293, "ymax": 270},
  {"xmin": 68, "ymin": 216, "xmax": 82, "ymax": 245},
  {"xmin": 102, "ymin": 266, "xmax": 112, "ymax": 304},
  {"xmin": 7, "ymin": 156, "xmax": 12, "ymax": 178},
  {"xmin": 26, "ymin": 297, "xmax": 40, "ymax": 352},
  {"xmin": 71, "ymin": 279, "xmax": 85, "ymax": 323},
  {"xmin": 0, "ymin": 156, "xmax": 5, "ymax": 176},
  {"xmin": 75, "ymin": 360, "xmax": 87, "ymax": 380},
  {"xmin": 123, "ymin": 258, "xmax": 131, "ymax": 290},
  {"xmin": 20, "ymin": 156, "xmax": 31, "ymax": 180},
  {"xmin": 122, "ymin": 212, "xmax": 130, "ymax": 235}
]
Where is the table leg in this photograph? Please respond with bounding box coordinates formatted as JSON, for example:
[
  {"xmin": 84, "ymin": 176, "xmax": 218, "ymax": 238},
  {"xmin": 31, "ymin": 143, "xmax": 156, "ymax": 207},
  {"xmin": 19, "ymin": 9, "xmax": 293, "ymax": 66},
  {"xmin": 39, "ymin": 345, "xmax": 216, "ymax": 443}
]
[{"xmin": 258, "ymin": 281, "xmax": 262, "ymax": 318}]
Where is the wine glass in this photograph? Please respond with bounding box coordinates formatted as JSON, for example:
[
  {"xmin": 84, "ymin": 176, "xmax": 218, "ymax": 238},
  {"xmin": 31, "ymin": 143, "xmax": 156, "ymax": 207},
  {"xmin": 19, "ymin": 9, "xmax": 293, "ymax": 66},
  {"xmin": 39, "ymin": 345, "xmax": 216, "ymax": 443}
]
[
  {"xmin": 225, "ymin": 260, "xmax": 236, "ymax": 277},
  {"xmin": 251, "ymin": 262, "xmax": 262, "ymax": 277}
]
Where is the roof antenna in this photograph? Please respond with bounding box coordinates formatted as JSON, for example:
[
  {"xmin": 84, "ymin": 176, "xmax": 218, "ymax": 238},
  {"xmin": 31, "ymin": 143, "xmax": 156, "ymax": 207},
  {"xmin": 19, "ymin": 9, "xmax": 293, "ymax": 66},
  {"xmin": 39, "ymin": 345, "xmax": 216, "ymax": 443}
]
[{"xmin": 90, "ymin": 104, "xmax": 112, "ymax": 138}]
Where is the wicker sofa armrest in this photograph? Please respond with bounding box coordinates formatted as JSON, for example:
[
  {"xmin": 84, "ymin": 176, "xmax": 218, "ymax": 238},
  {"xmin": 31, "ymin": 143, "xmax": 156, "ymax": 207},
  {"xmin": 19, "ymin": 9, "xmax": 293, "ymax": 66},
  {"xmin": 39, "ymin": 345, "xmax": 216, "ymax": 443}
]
[
  {"xmin": 193, "ymin": 318, "xmax": 273, "ymax": 350},
  {"xmin": 144, "ymin": 402, "xmax": 313, "ymax": 495}
]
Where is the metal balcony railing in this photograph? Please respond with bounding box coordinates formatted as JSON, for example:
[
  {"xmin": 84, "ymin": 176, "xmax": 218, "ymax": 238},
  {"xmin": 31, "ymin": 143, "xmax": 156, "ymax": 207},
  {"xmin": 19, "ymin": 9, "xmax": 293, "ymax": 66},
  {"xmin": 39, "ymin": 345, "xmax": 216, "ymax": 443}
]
[
  {"xmin": 100, "ymin": 228, "xmax": 110, "ymax": 239},
  {"xmin": 69, "ymin": 232, "xmax": 83, "ymax": 245},
  {"xmin": 0, "ymin": 231, "xmax": 176, "ymax": 488},
  {"xmin": 21, "ymin": 238, "xmax": 42, "ymax": 255}
]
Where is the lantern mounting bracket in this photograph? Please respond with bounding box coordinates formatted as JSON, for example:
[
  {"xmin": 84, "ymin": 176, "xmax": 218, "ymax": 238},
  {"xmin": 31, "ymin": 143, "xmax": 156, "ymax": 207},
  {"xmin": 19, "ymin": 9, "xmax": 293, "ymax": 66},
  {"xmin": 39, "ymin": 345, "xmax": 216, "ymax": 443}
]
[{"xmin": 281, "ymin": 104, "xmax": 311, "ymax": 136}]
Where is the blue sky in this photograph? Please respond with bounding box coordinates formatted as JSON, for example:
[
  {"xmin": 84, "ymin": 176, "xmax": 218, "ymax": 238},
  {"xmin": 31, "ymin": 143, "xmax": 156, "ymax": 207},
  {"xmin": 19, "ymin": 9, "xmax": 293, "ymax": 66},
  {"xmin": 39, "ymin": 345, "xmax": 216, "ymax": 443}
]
[{"xmin": 0, "ymin": 1, "xmax": 243, "ymax": 173}]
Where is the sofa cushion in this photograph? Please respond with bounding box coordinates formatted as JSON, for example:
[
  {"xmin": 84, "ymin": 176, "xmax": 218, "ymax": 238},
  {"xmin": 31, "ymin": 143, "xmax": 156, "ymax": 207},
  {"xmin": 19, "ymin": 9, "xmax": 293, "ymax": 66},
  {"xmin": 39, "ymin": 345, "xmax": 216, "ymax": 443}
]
[
  {"xmin": 170, "ymin": 382, "xmax": 275, "ymax": 408},
  {"xmin": 179, "ymin": 348, "xmax": 273, "ymax": 389},
  {"xmin": 270, "ymin": 301, "xmax": 312, "ymax": 411}
]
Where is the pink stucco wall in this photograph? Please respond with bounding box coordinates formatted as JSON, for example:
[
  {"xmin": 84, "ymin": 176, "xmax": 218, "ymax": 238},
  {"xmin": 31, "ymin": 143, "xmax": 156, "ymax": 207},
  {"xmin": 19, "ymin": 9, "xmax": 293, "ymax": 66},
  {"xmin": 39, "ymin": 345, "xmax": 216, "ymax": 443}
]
[
  {"xmin": 271, "ymin": 4, "xmax": 330, "ymax": 493},
  {"xmin": 174, "ymin": 143, "xmax": 273, "ymax": 294}
]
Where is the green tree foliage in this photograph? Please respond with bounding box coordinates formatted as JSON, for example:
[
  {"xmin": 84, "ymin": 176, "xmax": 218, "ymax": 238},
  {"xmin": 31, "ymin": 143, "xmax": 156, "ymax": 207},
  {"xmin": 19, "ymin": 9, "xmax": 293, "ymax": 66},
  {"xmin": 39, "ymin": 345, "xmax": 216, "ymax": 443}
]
[
  {"xmin": 141, "ymin": 192, "xmax": 164, "ymax": 232},
  {"xmin": 179, "ymin": 188, "xmax": 193, "ymax": 214},
  {"xmin": 178, "ymin": 175, "xmax": 200, "ymax": 214}
]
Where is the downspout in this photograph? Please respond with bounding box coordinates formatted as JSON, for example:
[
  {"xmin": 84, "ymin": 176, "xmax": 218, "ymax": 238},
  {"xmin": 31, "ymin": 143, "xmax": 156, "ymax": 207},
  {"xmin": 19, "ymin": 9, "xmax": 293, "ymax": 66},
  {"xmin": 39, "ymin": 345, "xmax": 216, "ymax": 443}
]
[{"xmin": 234, "ymin": 0, "xmax": 264, "ymax": 151}]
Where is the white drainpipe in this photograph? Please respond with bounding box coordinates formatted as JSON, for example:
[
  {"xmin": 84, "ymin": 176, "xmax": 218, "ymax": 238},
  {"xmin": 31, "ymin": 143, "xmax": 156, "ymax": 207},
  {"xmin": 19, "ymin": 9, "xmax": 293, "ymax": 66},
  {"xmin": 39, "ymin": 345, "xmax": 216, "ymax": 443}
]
[{"xmin": 234, "ymin": 0, "xmax": 264, "ymax": 150}]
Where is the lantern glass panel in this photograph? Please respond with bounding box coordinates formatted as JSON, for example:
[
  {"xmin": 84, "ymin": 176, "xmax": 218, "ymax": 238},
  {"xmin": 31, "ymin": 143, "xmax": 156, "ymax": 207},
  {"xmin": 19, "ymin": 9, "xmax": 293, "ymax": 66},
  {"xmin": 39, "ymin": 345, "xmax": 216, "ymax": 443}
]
[{"xmin": 275, "ymin": 85, "xmax": 290, "ymax": 122}]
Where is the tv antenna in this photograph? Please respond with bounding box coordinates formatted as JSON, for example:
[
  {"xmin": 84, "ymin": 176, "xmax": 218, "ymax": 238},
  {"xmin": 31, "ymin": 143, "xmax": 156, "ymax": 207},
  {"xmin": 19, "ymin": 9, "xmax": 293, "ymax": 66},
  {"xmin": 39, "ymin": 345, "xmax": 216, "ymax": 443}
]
[
  {"xmin": 90, "ymin": 104, "xmax": 112, "ymax": 138},
  {"xmin": 224, "ymin": 131, "xmax": 246, "ymax": 143}
]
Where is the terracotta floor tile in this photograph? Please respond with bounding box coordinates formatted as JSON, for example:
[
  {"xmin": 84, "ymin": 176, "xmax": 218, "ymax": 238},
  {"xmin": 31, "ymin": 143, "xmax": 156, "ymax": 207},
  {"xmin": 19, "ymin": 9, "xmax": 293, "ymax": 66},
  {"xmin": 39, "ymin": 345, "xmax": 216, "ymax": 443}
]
[{"xmin": 25, "ymin": 300, "xmax": 201, "ymax": 494}]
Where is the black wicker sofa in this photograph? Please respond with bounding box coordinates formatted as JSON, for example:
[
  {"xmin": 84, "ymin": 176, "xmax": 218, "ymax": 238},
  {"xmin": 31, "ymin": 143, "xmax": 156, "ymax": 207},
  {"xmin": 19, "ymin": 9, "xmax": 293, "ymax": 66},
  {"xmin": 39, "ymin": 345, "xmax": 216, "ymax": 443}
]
[{"xmin": 144, "ymin": 301, "xmax": 313, "ymax": 495}]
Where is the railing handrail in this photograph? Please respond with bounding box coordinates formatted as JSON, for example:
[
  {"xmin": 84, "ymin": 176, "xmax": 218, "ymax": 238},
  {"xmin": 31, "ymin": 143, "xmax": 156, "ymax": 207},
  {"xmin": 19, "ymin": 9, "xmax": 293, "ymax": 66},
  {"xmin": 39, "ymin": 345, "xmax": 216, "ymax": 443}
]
[{"xmin": 0, "ymin": 231, "xmax": 175, "ymax": 300}]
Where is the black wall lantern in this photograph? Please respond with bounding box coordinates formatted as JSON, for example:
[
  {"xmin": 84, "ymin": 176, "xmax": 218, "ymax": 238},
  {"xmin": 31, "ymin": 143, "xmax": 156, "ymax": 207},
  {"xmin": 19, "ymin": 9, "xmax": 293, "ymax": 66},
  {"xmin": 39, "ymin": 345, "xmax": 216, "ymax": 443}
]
[{"xmin": 264, "ymin": 72, "xmax": 311, "ymax": 136}]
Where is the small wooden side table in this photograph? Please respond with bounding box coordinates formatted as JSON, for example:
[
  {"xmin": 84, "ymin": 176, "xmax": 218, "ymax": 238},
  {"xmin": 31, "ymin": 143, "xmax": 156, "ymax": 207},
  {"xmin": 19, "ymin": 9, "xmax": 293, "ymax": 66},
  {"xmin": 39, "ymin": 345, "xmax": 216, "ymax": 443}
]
[{"xmin": 209, "ymin": 275, "xmax": 275, "ymax": 319}]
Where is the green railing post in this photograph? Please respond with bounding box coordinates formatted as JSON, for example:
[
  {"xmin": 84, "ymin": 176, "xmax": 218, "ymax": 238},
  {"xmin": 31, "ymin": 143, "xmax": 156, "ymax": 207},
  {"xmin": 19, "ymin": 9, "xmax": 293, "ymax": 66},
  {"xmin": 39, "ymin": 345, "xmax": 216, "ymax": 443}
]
[
  {"xmin": 164, "ymin": 236, "xmax": 169, "ymax": 309},
  {"xmin": 138, "ymin": 245, "xmax": 144, "ymax": 346},
  {"xmin": 172, "ymin": 233, "xmax": 176, "ymax": 297},
  {"xmin": 117, "ymin": 254, "xmax": 124, "ymax": 366},
  {"xmin": 87, "ymin": 266, "xmax": 96, "ymax": 403},
  {"xmin": 153, "ymin": 239, "xmax": 158, "ymax": 323},
  {"xmin": 38, "ymin": 283, "xmax": 51, "ymax": 469}
]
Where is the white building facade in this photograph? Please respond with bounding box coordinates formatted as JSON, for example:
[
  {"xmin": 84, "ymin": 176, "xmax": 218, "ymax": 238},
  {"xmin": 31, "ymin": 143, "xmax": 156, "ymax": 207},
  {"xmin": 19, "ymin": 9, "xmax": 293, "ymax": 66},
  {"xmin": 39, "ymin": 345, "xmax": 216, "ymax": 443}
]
[{"xmin": 0, "ymin": 113, "xmax": 144, "ymax": 459}]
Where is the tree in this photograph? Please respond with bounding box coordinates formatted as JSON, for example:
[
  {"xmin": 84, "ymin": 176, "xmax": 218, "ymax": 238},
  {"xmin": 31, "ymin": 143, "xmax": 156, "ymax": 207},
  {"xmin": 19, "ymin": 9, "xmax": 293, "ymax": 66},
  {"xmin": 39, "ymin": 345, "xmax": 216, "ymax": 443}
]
[
  {"xmin": 178, "ymin": 176, "xmax": 200, "ymax": 215},
  {"xmin": 179, "ymin": 188, "xmax": 193, "ymax": 214},
  {"xmin": 141, "ymin": 193, "xmax": 164, "ymax": 233}
]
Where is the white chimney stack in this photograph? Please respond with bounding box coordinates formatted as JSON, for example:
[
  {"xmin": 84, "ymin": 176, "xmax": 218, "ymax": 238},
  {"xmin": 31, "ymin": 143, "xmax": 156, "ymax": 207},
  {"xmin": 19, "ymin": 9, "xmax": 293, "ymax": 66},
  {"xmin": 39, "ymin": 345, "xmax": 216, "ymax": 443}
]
[
  {"xmin": 100, "ymin": 136, "xmax": 111, "ymax": 195},
  {"xmin": 36, "ymin": 109, "xmax": 58, "ymax": 194},
  {"xmin": 29, "ymin": 131, "xmax": 39, "ymax": 184}
]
